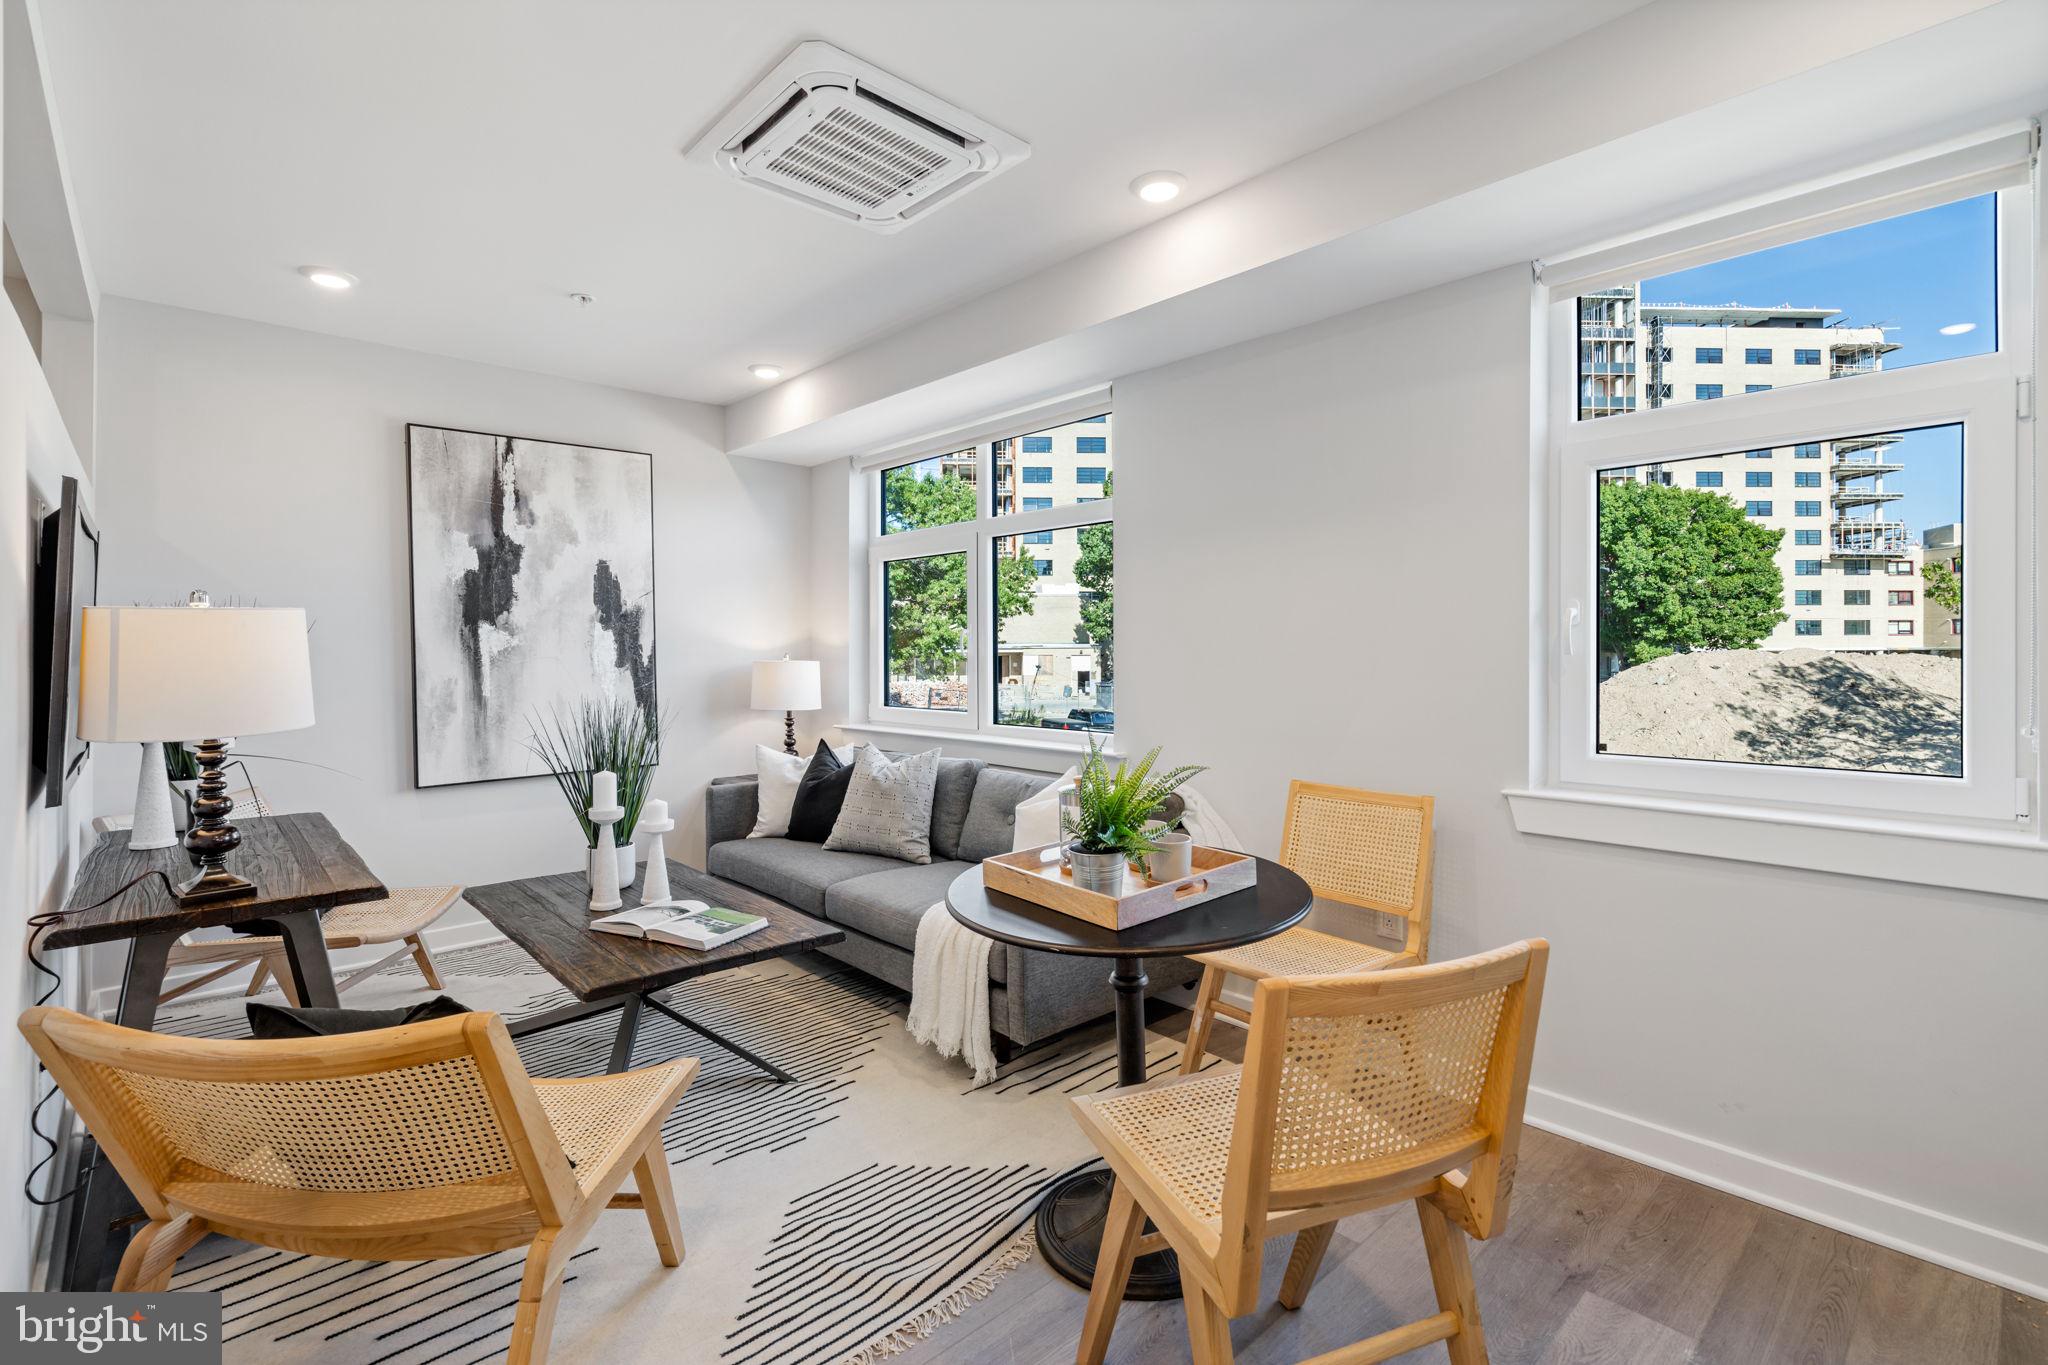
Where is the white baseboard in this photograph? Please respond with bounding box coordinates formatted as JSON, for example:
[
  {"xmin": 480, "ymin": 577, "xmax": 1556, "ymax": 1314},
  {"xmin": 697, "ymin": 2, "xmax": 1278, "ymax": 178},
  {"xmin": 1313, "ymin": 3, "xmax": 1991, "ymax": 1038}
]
[
  {"xmin": 1524, "ymin": 1085, "xmax": 2048, "ymax": 1301},
  {"xmin": 89, "ymin": 917, "xmax": 511, "ymax": 1018}
]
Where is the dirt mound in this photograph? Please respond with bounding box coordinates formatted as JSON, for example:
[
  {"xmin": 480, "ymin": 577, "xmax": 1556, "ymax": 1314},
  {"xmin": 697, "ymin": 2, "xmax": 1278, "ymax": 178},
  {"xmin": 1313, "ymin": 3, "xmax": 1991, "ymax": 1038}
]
[{"xmin": 1598, "ymin": 648, "xmax": 1961, "ymax": 774}]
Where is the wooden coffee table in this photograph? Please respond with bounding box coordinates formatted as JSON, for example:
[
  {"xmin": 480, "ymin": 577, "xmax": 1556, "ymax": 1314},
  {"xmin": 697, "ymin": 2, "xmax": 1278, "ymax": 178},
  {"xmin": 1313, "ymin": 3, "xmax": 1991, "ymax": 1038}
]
[{"xmin": 465, "ymin": 860, "xmax": 842, "ymax": 1078}]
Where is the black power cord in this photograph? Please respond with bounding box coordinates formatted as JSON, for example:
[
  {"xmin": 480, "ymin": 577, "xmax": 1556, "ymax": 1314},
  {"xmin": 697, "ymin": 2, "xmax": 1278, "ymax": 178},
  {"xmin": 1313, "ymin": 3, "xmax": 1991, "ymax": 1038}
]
[{"xmin": 22, "ymin": 869, "xmax": 177, "ymax": 1206}]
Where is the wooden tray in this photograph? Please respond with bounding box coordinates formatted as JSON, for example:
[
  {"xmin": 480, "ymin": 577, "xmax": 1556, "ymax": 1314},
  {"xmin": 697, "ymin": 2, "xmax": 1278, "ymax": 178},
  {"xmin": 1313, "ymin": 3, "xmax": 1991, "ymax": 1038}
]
[{"xmin": 981, "ymin": 843, "xmax": 1257, "ymax": 931}]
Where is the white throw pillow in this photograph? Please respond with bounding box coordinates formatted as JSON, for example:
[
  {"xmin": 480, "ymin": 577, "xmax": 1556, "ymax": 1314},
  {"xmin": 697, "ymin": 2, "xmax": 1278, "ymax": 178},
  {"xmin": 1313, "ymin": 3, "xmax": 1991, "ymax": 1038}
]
[
  {"xmin": 825, "ymin": 746, "xmax": 943, "ymax": 863},
  {"xmin": 749, "ymin": 743, "xmax": 851, "ymax": 838},
  {"xmin": 1011, "ymin": 766, "xmax": 1080, "ymax": 852}
]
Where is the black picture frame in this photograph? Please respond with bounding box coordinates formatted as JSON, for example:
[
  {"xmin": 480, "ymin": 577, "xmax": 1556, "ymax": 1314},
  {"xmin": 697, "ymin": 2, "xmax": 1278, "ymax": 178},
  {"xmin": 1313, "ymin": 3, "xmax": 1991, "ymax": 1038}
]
[
  {"xmin": 31, "ymin": 475, "xmax": 99, "ymax": 808},
  {"xmin": 403, "ymin": 422, "xmax": 658, "ymax": 790}
]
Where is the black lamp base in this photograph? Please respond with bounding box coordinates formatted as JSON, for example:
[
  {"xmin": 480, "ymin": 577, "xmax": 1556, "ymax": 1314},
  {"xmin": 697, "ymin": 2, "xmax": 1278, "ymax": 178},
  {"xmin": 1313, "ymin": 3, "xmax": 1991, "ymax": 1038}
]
[
  {"xmin": 782, "ymin": 710, "xmax": 798, "ymax": 757},
  {"xmin": 176, "ymin": 736, "xmax": 258, "ymax": 905}
]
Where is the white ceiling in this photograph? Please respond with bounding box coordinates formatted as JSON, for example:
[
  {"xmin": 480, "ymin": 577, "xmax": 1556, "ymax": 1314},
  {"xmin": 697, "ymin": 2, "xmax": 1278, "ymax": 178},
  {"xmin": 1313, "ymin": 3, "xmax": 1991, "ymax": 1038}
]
[{"xmin": 36, "ymin": 0, "xmax": 1644, "ymax": 406}]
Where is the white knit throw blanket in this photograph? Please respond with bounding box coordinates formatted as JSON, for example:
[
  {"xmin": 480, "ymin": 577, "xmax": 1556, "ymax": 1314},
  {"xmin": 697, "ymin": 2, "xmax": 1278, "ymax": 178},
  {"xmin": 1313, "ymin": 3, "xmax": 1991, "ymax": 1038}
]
[{"xmin": 907, "ymin": 902, "xmax": 998, "ymax": 1084}]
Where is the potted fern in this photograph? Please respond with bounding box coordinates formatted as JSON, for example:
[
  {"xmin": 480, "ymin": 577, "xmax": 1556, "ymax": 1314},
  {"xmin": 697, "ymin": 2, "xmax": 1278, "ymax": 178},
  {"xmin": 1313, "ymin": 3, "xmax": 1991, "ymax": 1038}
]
[
  {"xmin": 526, "ymin": 698, "xmax": 664, "ymax": 888},
  {"xmin": 1062, "ymin": 739, "xmax": 1206, "ymax": 896}
]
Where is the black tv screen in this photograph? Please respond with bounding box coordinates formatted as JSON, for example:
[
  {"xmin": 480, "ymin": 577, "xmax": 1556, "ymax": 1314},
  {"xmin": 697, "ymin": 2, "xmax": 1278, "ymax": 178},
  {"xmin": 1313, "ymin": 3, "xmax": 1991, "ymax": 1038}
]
[{"xmin": 31, "ymin": 475, "xmax": 97, "ymax": 807}]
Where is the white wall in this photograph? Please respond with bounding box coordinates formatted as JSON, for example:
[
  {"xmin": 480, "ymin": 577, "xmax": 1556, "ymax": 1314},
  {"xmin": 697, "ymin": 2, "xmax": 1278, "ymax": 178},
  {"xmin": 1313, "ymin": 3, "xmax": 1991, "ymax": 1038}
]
[
  {"xmin": 88, "ymin": 297, "xmax": 813, "ymax": 999},
  {"xmin": 1111, "ymin": 266, "xmax": 2048, "ymax": 1295}
]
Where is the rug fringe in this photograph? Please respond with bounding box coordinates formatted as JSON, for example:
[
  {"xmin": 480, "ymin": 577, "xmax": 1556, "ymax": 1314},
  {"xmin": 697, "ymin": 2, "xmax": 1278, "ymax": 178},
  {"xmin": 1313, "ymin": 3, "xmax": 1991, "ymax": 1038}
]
[{"xmin": 834, "ymin": 1225, "xmax": 1038, "ymax": 1365}]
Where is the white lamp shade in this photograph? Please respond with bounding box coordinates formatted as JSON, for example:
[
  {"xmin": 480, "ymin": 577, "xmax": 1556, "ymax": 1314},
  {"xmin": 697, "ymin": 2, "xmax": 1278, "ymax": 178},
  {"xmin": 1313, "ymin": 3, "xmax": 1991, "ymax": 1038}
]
[
  {"xmin": 77, "ymin": 606, "xmax": 316, "ymax": 742},
  {"xmin": 751, "ymin": 658, "xmax": 821, "ymax": 712}
]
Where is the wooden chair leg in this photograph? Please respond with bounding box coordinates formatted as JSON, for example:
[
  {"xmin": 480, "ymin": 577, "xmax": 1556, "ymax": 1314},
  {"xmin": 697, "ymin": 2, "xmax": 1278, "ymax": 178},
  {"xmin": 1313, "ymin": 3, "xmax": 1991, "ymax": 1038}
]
[
  {"xmin": 1417, "ymin": 1198, "xmax": 1489, "ymax": 1365},
  {"xmin": 157, "ymin": 959, "xmax": 248, "ymax": 1006},
  {"xmin": 1180, "ymin": 1267, "xmax": 1235, "ymax": 1365},
  {"xmin": 113, "ymin": 1213, "xmax": 206, "ymax": 1292},
  {"xmin": 244, "ymin": 960, "xmax": 271, "ymax": 996},
  {"xmin": 1177, "ymin": 967, "xmax": 1226, "ymax": 1073},
  {"xmin": 408, "ymin": 934, "xmax": 444, "ymax": 990},
  {"xmin": 1076, "ymin": 1178, "xmax": 1145, "ymax": 1365},
  {"xmin": 508, "ymin": 1233, "xmax": 566, "ymax": 1365},
  {"xmin": 633, "ymin": 1145, "xmax": 684, "ymax": 1267},
  {"xmin": 271, "ymin": 956, "xmax": 303, "ymax": 1007},
  {"xmin": 1278, "ymin": 1221, "xmax": 1335, "ymax": 1310}
]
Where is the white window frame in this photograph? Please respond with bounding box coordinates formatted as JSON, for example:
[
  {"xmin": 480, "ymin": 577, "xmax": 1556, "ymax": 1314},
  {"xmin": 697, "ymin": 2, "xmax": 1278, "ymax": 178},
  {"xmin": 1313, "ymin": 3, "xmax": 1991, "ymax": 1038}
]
[
  {"xmin": 1523, "ymin": 161, "xmax": 2040, "ymax": 870},
  {"xmin": 861, "ymin": 391, "xmax": 1116, "ymax": 749}
]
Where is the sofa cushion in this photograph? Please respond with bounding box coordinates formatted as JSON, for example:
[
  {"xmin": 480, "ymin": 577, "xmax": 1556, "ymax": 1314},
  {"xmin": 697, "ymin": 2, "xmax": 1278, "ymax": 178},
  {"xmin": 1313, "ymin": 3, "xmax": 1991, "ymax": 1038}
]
[
  {"xmin": 705, "ymin": 837, "xmax": 905, "ymax": 915},
  {"xmin": 823, "ymin": 860, "xmax": 974, "ymax": 952},
  {"xmin": 929, "ymin": 757, "xmax": 985, "ymax": 860},
  {"xmin": 826, "ymin": 746, "xmax": 942, "ymax": 863},
  {"xmin": 788, "ymin": 741, "xmax": 860, "ymax": 843},
  {"xmin": 957, "ymin": 769, "xmax": 1057, "ymax": 862}
]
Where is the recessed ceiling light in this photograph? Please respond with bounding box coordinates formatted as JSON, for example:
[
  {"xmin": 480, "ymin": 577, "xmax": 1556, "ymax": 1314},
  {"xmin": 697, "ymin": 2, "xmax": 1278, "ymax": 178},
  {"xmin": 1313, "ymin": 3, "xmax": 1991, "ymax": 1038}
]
[
  {"xmin": 749, "ymin": 363, "xmax": 783, "ymax": 381},
  {"xmin": 1938, "ymin": 321, "xmax": 1977, "ymax": 336},
  {"xmin": 298, "ymin": 266, "xmax": 357, "ymax": 291},
  {"xmin": 1129, "ymin": 171, "xmax": 1186, "ymax": 204}
]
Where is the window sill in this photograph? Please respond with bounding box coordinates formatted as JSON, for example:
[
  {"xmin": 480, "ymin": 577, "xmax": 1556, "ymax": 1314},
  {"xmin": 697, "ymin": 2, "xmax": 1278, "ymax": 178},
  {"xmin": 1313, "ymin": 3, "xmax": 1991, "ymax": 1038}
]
[
  {"xmin": 1504, "ymin": 786, "xmax": 2047, "ymax": 902},
  {"xmin": 841, "ymin": 721, "xmax": 1118, "ymax": 765}
]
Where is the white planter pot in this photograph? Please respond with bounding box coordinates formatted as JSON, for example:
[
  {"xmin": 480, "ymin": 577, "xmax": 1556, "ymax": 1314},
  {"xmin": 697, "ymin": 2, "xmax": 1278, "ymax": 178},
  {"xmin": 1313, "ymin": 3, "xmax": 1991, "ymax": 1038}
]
[
  {"xmin": 1068, "ymin": 846, "xmax": 1126, "ymax": 896},
  {"xmin": 617, "ymin": 839, "xmax": 637, "ymax": 886},
  {"xmin": 170, "ymin": 779, "xmax": 199, "ymax": 834},
  {"xmin": 1145, "ymin": 832, "xmax": 1194, "ymax": 882}
]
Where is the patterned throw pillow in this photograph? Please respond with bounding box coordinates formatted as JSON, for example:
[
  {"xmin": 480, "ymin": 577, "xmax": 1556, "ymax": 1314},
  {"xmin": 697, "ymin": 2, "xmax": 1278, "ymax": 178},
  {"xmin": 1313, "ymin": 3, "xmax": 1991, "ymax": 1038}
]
[{"xmin": 824, "ymin": 746, "xmax": 942, "ymax": 863}]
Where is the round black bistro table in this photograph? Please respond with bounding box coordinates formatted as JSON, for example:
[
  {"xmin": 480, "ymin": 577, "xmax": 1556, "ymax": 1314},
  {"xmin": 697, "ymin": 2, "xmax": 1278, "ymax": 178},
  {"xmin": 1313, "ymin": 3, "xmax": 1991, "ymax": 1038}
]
[{"xmin": 945, "ymin": 856, "xmax": 1313, "ymax": 1300}]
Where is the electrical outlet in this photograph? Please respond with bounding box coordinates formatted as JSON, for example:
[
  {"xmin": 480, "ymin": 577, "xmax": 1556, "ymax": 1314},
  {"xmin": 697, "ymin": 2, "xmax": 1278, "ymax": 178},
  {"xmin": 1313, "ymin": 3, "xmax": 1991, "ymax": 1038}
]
[{"xmin": 1375, "ymin": 912, "xmax": 1404, "ymax": 942}]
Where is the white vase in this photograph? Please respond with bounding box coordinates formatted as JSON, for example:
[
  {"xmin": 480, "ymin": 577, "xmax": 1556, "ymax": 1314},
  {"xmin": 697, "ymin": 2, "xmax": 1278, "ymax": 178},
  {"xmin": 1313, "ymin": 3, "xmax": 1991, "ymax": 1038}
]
[
  {"xmin": 170, "ymin": 778, "xmax": 199, "ymax": 834},
  {"xmin": 617, "ymin": 839, "xmax": 637, "ymax": 886},
  {"xmin": 130, "ymin": 742, "xmax": 179, "ymax": 850}
]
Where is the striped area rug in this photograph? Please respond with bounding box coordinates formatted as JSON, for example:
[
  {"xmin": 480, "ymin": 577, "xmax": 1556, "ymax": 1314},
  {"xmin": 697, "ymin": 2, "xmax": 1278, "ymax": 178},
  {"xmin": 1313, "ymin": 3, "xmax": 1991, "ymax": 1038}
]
[{"xmin": 149, "ymin": 938, "xmax": 1201, "ymax": 1364}]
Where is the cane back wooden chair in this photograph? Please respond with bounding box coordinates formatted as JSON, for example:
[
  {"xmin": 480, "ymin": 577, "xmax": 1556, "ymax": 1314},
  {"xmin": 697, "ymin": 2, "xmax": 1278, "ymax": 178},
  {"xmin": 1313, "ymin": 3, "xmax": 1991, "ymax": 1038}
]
[
  {"xmin": 1180, "ymin": 782, "xmax": 1433, "ymax": 1073},
  {"xmin": 20, "ymin": 1005, "xmax": 695, "ymax": 1365},
  {"xmin": 1075, "ymin": 940, "xmax": 1547, "ymax": 1365}
]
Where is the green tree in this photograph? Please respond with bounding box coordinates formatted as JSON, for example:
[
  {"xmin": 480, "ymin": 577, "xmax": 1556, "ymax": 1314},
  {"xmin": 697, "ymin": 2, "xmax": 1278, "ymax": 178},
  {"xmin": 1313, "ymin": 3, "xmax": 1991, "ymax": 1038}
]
[
  {"xmin": 1923, "ymin": 554, "xmax": 1961, "ymax": 617},
  {"xmin": 1598, "ymin": 481, "xmax": 1785, "ymax": 667},
  {"xmin": 1074, "ymin": 475, "xmax": 1114, "ymax": 682},
  {"xmin": 880, "ymin": 465, "xmax": 1036, "ymax": 684}
]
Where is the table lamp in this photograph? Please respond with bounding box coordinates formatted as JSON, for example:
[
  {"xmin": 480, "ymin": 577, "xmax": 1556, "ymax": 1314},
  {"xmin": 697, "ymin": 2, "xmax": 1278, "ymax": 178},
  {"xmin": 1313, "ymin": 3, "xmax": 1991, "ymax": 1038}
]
[
  {"xmin": 77, "ymin": 598, "xmax": 315, "ymax": 904},
  {"xmin": 751, "ymin": 657, "xmax": 820, "ymax": 756}
]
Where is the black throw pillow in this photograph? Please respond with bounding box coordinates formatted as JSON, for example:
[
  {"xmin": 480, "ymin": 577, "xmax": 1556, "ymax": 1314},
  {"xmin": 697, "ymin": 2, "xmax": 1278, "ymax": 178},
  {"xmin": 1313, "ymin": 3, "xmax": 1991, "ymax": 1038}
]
[
  {"xmin": 786, "ymin": 740, "xmax": 858, "ymax": 843},
  {"xmin": 246, "ymin": 993, "xmax": 473, "ymax": 1040}
]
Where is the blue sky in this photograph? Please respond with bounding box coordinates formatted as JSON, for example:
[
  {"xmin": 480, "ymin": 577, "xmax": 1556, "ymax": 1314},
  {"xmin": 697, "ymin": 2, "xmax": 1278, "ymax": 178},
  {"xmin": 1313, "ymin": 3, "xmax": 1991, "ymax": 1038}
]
[{"xmin": 1642, "ymin": 194, "xmax": 1992, "ymax": 534}]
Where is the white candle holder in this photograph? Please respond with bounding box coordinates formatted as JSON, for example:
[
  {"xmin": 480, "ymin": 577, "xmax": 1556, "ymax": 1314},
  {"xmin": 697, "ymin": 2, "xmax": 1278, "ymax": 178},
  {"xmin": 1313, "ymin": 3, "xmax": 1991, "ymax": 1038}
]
[
  {"xmin": 586, "ymin": 799, "xmax": 626, "ymax": 912},
  {"xmin": 636, "ymin": 810, "xmax": 677, "ymax": 906}
]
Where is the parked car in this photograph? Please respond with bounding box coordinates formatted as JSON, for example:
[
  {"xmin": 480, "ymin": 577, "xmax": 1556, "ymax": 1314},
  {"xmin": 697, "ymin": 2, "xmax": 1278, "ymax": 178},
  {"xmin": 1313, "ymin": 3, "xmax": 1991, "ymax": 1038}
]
[{"xmin": 1041, "ymin": 707, "xmax": 1114, "ymax": 731}]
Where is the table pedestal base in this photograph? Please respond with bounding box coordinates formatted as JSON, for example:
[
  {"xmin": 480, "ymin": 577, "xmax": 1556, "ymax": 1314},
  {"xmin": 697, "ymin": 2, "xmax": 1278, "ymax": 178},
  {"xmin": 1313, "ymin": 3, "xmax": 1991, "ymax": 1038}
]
[{"xmin": 1035, "ymin": 1167, "xmax": 1181, "ymax": 1300}]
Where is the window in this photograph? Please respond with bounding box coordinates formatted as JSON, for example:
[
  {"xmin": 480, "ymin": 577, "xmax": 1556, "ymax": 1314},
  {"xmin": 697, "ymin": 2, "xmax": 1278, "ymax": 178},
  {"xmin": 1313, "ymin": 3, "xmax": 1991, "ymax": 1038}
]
[
  {"xmin": 1745, "ymin": 347, "xmax": 1773, "ymax": 365},
  {"xmin": 1794, "ymin": 560, "xmax": 1822, "ymax": 576},
  {"xmin": 1844, "ymin": 559, "xmax": 1870, "ymax": 575},
  {"xmin": 1746, "ymin": 384, "xmax": 1773, "ymax": 393},
  {"xmin": 1794, "ymin": 529, "xmax": 1821, "ymax": 546},
  {"xmin": 1794, "ymin": 620, "xmax": 1822, "ymax": 636},
  {"xmin": 1795, "ymin": 471, "xmax": 1821, "ymax": 488},
  {"xmin": 1886, "ymin": 559, "xmax": 1915, "ymax": 575},
  {"xmin": 1887, "ymin": 620, "xmax": 1914, "ymax": 636},
  {"xmin": 1744, "ymin": 500, "xmax": 1772, "ymax": 517},
  {"xmin": 1843, "ymin": 620, "xmax": 1872, "ymax": 636},
  {"xmin": 1889, "ymin": 590, "xmax": 1915, "ymax": 606},
  {"xmin": 880, "ymin": 449, "xmax": 977, "ymax": 535},
  {"xmin": 1697, "ymin": 384, "xmax": 1723, "ymax": 400},
  {"xmin": 1745, "ymin": 449, "xmax": 1772, "ymax": 458},
  {"xmin": 1843, "ymin": 590, "xmax": 1871, "ymax": 606},
  {"xmin": 1745, "ymin": 471, "xmax": 1772, "ymax": 487},
  {"xmin": 1794, "ymin": 443, "xmax": 1822, "ymax": 458},
  {"xmin": 1794, "ymin": 500, "xmax": 1822, "ymax": 517},
  {"xmin": 1794, "ymin": 590, "xmax": 1822, "ymax": 606},
  {"xmin": 867, "ymin": 399, "xmax": 1116, "ymax": 742},
  {"xmin": 1695, "ymin": 471, "xmax": 1723, "ymax": 487},
  {"xmin": 1795, "ymin": 349, "xmax": 1822, "ymax": 365},
  {"xmin": 1696, "ymin": 347, "xmax": 1723, "ymax": 364}
]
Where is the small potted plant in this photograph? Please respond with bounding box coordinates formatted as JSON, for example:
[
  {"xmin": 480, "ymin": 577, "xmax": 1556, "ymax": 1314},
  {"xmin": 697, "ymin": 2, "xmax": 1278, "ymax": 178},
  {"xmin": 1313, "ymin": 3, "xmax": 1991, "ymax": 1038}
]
[
  {"xmin": 527, "ymin": 698, "xmax": 664, "ymax": 888},
  {"xmin": 1062, "ymin": 739, "xmax": 1205, "ymax": 897}
]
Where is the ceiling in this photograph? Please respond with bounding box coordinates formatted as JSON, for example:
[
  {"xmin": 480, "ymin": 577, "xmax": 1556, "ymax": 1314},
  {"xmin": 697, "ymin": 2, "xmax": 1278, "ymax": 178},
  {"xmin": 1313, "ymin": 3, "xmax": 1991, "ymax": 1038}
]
[{"xmin": 36, "ymin": 0, "xmax": 1644, "ymax": 406}]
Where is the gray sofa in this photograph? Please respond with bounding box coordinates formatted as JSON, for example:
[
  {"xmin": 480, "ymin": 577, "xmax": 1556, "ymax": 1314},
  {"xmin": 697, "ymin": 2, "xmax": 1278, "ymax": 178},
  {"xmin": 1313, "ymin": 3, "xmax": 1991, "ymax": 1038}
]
[{"xmin": 704, "ymin": 757, "xmax": 1200, "ymax": 1050}]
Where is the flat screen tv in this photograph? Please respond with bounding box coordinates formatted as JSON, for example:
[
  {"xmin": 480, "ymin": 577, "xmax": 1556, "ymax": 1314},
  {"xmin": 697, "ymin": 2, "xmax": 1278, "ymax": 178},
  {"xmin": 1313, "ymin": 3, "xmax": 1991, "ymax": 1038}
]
[{"xmin": 31, "ymin": 475, "xmax": 97, "ymax": 807}]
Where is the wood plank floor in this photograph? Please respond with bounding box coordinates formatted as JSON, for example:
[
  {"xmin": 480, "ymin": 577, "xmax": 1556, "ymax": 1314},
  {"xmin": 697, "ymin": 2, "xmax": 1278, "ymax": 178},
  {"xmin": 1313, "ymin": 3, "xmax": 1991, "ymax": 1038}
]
[{"xmin": 894, "ymin": 1005, "xmax": 2046, "ymax": 1364}]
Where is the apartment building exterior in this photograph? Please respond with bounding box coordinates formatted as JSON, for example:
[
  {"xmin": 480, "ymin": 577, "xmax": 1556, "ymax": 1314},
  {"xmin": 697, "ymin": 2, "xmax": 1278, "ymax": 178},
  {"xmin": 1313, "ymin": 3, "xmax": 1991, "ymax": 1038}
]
[
  {"xmin": 989, "ymin": 414, "xmax": 1113, "ymax": 718},
  {"xmin": 1921, "ymin": 522, "xmax": 1962, "ymax": 651},
  {"xmin": 1582, "ymin": 288, "xmax": 1924, "ymax": 652}
]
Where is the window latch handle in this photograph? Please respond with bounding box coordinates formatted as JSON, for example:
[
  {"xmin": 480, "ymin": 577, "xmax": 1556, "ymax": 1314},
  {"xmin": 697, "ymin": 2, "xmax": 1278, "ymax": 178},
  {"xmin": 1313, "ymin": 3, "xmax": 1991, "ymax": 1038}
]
[{"xmin": 1566, "ymin": 602, "xmax": 1582, "ymax": 657}]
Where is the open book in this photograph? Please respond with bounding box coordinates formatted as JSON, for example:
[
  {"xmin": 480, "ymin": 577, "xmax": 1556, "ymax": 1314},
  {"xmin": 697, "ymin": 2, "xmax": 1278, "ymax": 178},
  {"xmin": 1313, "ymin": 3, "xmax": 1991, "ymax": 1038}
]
[{"xmin": 591, "ymin": 899, "xmax": 768, "ymax": 950}]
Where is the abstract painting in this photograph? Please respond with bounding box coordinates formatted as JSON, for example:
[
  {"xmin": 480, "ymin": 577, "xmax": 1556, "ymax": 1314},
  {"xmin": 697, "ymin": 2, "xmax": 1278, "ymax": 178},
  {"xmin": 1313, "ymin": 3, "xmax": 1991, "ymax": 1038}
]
[{"xmin": 406, "ymin": 424, "xmax": 656, "ymax": 787}]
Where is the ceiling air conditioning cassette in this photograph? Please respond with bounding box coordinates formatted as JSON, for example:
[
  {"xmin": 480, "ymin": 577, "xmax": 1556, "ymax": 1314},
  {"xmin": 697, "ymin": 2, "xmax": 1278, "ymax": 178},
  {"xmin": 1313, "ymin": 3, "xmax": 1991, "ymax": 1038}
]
[{"xmin": 693, "ymin": 41, "xmax": 1029, "ymax": 232}]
